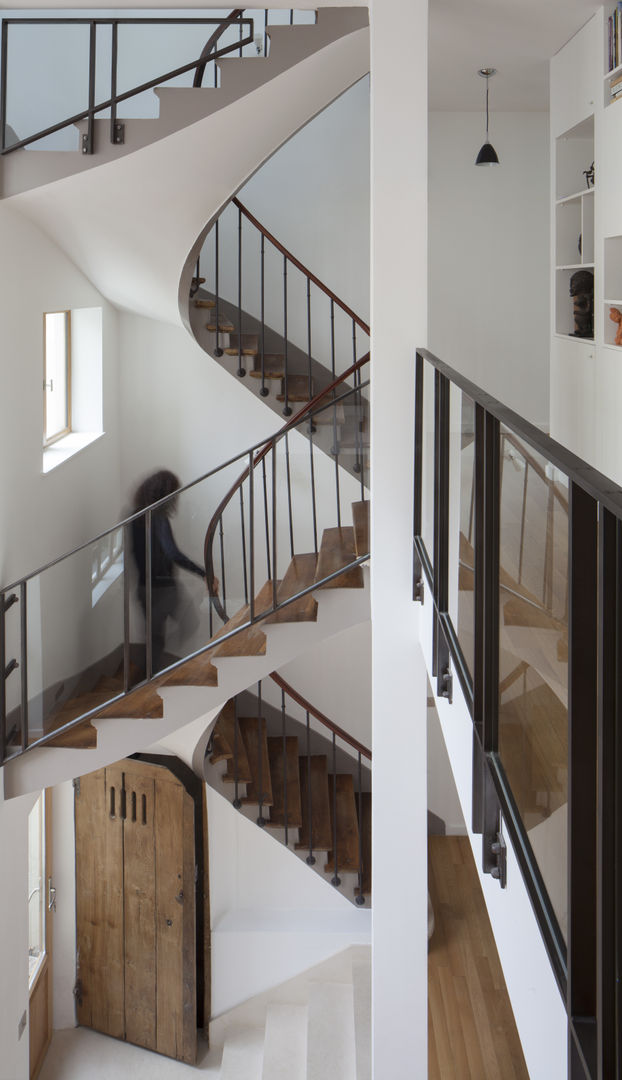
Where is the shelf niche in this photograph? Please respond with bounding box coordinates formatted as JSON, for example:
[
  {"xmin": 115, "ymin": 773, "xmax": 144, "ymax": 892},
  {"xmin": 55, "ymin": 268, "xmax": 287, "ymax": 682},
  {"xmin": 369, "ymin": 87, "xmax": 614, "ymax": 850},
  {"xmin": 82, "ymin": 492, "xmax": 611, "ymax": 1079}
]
[
  {"xmin": 604, "ymin": 235, "xmax": 622, "ymax": 345},
  {"xmin": 555, "ymin": 115, "xmax": 594, "ymax": 200}
]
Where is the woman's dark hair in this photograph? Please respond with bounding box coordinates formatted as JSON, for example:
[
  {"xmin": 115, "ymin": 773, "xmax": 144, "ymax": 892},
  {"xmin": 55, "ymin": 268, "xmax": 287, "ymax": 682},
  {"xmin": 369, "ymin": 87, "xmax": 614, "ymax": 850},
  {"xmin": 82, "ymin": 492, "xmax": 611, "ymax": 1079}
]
[{"xmin": 133, "ymin": 469, "xmax": 180, "ymax": 515}]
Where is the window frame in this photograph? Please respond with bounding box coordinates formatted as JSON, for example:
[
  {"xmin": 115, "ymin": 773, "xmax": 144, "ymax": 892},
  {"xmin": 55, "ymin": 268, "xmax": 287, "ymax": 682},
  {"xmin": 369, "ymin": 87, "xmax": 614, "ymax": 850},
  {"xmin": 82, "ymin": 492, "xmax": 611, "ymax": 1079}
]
[{"xmin": 43, "ymin": 309, "xmax": 72, "ymax": 447}]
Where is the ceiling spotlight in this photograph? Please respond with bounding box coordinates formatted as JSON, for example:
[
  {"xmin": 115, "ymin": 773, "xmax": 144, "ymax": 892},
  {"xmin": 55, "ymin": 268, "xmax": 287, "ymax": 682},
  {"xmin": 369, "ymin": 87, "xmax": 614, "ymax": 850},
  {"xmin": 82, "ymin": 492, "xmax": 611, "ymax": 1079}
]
[{"xmin": 475, "ymin": 68, "xmax": 500, "ymax": 167}]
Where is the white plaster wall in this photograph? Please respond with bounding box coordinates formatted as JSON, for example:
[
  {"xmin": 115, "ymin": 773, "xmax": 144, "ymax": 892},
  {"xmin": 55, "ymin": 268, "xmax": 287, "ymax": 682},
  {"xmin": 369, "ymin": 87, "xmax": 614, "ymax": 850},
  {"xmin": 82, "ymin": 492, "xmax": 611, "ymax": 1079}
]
[
  {"xmin": 429, "ymin": 111, "xmax": 550, "ymax": 429},
  {"xmin": 0, "ymin": 782, "xmax": 39, "ymax": 1080},
  {"xmin": 370, "ymin": 0, "xmax": 429, "ymax": 1075},
  {"xmin": 427, "ymin": 691, "xmax": 466, "ymax": 835}
]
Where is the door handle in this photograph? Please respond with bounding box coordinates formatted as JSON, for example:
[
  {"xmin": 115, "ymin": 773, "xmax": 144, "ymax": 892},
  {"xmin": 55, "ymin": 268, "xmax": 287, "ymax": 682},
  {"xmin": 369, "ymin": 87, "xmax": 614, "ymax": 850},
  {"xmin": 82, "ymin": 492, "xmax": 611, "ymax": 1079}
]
[{"xmin": 48, "ymin": 877, "xmax": 56, "ymax": 912}]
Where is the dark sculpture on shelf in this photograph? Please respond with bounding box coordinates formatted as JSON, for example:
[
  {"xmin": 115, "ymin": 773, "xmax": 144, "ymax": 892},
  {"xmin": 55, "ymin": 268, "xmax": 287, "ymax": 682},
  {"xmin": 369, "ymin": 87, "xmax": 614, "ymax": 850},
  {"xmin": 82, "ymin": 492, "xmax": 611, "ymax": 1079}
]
[
  {"xmin": 609, "ymin": 306, "xmax": 622, "ymax": 346},
  {"xmin": 583, "ymin": 161, "xmax": 595, "ymax": 188},
  {"xmin": 569, "ymin": 269, "xmax": 594, "ymax": 338}
]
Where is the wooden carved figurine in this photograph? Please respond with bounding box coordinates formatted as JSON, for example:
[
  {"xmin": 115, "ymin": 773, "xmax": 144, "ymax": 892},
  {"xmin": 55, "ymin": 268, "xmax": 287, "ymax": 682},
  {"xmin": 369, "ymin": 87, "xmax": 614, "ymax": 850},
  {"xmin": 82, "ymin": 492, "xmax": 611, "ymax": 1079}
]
[
  {"xmin": 569, "ymin": 270, "xmax": 594, "ymax": 338},
  {"xmin": 609, "ymin": 306, "xmax": 622, "ymax": 346}
]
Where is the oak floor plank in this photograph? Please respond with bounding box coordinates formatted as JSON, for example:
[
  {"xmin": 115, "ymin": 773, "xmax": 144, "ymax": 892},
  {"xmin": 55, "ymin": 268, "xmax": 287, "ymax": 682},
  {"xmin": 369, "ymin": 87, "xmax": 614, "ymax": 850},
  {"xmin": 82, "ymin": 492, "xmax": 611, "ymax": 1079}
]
[{"xmin": 428, "ymin": 836, "xmax": 529, "ymax": 1080}]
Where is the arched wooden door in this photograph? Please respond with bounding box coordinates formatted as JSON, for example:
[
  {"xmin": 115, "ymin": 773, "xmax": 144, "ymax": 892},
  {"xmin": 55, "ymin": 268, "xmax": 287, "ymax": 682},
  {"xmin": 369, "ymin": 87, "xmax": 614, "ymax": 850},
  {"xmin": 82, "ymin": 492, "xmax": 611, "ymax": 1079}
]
[{"xmin": 74, "ymin": 755, "xmax": 209, "ymax": 1063}]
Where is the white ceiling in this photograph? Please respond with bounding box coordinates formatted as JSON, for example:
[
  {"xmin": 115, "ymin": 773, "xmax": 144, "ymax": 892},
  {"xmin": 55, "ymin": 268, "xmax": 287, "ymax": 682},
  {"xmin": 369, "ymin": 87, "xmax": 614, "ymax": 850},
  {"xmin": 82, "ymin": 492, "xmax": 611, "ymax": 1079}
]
[{"xmin": 429, "ymin": 0, "xmax": 601, "ymax": 111}]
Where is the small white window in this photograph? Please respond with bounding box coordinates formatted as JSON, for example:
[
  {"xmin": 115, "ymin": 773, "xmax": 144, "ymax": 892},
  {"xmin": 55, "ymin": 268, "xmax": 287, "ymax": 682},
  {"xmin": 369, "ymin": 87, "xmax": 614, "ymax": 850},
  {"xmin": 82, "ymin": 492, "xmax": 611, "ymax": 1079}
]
[{"xmin": 43, "ymin": 311, "xmax": 71, "ymax": 446}]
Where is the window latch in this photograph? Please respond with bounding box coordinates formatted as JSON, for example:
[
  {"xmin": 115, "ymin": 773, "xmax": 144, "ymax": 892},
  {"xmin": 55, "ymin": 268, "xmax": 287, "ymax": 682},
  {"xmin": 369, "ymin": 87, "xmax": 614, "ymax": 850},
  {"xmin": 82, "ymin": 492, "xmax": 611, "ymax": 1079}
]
[{"xmin": 43, "ymin": 379, "xmax": 54, "ymax": 391}]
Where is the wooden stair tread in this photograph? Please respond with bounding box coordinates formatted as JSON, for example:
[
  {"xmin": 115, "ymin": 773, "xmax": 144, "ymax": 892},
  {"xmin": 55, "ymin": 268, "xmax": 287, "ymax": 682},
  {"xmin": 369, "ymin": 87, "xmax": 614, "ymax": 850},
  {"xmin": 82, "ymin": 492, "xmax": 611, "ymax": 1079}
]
[
  {"xmin": 194, "ymin": 298, "xmax": 215, "ymax": 309},
  {"xmin": 249, "ymin": 355, "xmax": 285, "ymax": 379},
  {"xmin": 313, "ymin": 402, "xmax": 346, "ymax": 426},
  {"xmin": 224, "ymin": 333, "xmax": 259, "ymax": 356},
  {"xmin": 315, "ymin": 527, "xmax": 364, "ymax": 589},
  {"xmin": 95, "ymin": 681, "xmax": 164, "ymax": 720},
  {"xmin": 239, "ymin": 717, "xmax": 273, "ymax": 807},
  {"xmin": 296, "ymin": 755, "xmax": 332, "ymax": 851},
  {"xmin": 161, "ymin": 652, "xmax": 218, "ymax": 687},
  {"xmin": 355, "ymin": 791, "xmax": 371, "ymax": 896},
  {"xmin": 324, "ymin": 774, "xmax": 360, "ymax": 873},
  {"xmin": 352, "ymin": 500, "xmax": 370, "ymax": 559},
  {"xmin": 264, "ymin": 554, "xmax": 318, "ymax": 624},
  {"xmin": 210, "ymin": 580, "xmax": 278, "ymax": 658},
  {"xmin": 267, "ymin": 736, "xmax": 303, "ymax": 827},
  {"xmin": 502, "ymin": 596, "xmax": 566, "ymax": 632},
  {"xmin": 276, "ymin": 374, "xmax": 313, "ymax": 402},
  {"xmin": 211, "ymin": 701, "xmax": 253, "ymax": 782},
  {"xmin": 44, "ymin": 721, "xmax": 98, "ymax": 749},
  {"xmin": 206, "ymin": 319, "xmax": 235, "ymax": 333}
]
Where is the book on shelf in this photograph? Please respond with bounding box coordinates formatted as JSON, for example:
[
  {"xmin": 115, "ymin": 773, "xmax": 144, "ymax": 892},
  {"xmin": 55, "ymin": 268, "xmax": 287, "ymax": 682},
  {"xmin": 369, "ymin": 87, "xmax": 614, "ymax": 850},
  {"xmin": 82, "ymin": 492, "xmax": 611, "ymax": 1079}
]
[
  {"xmin": 611, "ymin": 69, "xmax": 622, "ymax": 88},
  {"xmin": 610, "ymin": 3, "xmax": 622, "ymax": 70}
]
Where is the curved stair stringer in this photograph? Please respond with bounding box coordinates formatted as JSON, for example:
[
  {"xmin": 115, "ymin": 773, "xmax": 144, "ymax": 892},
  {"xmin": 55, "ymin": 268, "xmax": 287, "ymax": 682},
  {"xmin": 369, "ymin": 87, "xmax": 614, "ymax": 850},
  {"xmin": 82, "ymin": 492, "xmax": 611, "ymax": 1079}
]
[
  {"xmin": 8, "ymin": 26, "xmax": 369, "ymax": 326},
  {"xmin": 2, "ymin": 572, "xmax": 369, "ymax": 801}
]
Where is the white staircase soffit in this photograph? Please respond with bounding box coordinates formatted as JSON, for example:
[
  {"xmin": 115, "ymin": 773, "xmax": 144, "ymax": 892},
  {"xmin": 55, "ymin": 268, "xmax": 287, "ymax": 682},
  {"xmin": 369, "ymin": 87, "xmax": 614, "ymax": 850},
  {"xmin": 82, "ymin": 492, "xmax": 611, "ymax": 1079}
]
[{"xmin": 7, "ymin": 27, "xmax": 369, "ymax": 325}]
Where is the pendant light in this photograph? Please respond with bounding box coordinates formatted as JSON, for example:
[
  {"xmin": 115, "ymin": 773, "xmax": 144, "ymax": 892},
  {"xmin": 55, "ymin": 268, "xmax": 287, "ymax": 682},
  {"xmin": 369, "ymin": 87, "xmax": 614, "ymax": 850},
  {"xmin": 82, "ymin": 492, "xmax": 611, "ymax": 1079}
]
[{"xmin": 475, "ymin": 68, "xmax": 500, "ymax": 166}]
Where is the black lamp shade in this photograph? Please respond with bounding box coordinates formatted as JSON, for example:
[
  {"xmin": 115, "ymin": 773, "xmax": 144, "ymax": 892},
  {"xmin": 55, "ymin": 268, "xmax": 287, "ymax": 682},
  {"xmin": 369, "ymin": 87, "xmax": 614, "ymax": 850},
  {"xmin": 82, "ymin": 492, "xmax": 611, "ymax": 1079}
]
[{"xmin": 475, "ymin": 141, "xmax": 500, "ymax": 166}]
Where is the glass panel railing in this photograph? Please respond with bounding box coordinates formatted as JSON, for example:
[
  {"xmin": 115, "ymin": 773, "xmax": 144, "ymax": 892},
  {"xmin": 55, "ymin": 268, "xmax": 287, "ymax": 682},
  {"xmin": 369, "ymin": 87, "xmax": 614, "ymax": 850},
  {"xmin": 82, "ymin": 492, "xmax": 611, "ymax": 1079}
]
[
  {"xmin": 420, "ymin": 359, "xmax": 435, "ymax": 566},
  {"xmin": 449, "ymin": 386, "xmax": 475, "ymax": 678},
  {"xmin": 497, "ymin": 427, "xmax": 569, "ymax": 940}
]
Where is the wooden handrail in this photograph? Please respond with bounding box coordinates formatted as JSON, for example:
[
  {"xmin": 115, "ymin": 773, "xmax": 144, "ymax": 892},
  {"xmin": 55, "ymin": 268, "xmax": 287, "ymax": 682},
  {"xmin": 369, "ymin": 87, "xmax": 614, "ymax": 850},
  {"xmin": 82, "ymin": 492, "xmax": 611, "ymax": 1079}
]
[
  {"xmin": 233, "ymin": 198, "xmax": 370, "ymax": 336},
  {"xmin": 269, "ymin": 672, "xmax": 371, "ymax": 760},
  {"xmin": 204, "ymin": 352, "xmax": 370, "ymax": 620}
]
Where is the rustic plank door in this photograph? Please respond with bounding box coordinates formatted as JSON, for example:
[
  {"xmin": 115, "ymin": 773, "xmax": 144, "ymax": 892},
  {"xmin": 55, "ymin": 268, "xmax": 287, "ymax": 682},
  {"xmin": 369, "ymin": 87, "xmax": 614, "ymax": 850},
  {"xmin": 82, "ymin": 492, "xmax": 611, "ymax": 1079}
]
[{"xmin": 75, "ymin": 758, "xmax": 198, "ymax": 1063}]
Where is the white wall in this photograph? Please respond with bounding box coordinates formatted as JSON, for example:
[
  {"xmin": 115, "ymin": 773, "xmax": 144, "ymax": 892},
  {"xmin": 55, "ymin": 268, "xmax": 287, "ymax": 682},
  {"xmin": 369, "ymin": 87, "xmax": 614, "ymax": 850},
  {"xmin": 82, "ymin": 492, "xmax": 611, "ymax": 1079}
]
[
  {"xmin": 429, "ymin": 111, "xmax": 550, "ymax": 428},
  {"xmin": 0, "ymin": 783, "xmax": 38, "ymax": 1080},
  {"xmin": 370, "ymin": 0, "xmax": 429, "ymax": 1075}
]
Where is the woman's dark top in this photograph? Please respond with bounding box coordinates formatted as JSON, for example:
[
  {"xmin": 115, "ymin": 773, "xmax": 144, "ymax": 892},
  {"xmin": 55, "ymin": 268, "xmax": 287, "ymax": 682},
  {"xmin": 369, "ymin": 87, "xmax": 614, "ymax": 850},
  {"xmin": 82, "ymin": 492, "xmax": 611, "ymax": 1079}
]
[{"xmin": 132, "ymin": 513, "xmax": 205, "ymax": 586}]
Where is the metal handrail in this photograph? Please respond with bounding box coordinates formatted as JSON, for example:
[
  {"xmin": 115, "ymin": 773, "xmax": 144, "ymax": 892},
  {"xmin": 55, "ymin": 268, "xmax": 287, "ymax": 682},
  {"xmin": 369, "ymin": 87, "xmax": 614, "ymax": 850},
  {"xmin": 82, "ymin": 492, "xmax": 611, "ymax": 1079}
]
[
  {"xmin": 269, "ymin": 671, "xmax": 371, "ymax": 759},
  {"xmin": 418, "ymin": 346, "xmax": 622, "ymax": 519},
  {"xmin": 0, "ymin": 12, "xmax": 253, "ymax": 154},
  {"xmin": 232, "ymin": 198, "xmax": 370, "ymax": 336}
]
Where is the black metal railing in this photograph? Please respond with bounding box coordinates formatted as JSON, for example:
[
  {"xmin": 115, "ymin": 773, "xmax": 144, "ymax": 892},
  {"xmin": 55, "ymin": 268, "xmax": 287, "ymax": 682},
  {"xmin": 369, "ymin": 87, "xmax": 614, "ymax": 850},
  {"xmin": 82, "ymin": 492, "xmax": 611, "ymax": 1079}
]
[
  {"xmin": 0, "ymin": 377, "xmax": 369, "ymax": 766},
  {"xmin": 0, "ymin": 9, "xmax": 306, "ymax": 156},
  {"xmin": 206, "ymin": 670, "xmax": 371, "ymax": 906},
  {"xmin": 194, "ymin": 197, "xmax": 371, "ymax": 421},
  {"xmin": 414, "ymin": 347, "xmax": 622, "ymax": 1080}
]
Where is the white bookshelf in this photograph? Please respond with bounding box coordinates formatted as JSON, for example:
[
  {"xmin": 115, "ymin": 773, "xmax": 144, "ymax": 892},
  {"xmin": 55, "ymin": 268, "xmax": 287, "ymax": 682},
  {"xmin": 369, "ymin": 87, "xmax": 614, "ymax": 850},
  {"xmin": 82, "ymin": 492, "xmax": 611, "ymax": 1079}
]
[{"xmin": 554, "ymin": 117, "xmax": 595, "ymax": 339}]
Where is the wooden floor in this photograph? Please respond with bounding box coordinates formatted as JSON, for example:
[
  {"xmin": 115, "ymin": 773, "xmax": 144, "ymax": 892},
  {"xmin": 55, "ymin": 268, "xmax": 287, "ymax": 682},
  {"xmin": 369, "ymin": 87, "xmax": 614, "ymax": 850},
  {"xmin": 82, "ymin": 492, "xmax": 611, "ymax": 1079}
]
[{"xmin": 428, "ymin": 836, "xmax": 529, "ymax": 1080}]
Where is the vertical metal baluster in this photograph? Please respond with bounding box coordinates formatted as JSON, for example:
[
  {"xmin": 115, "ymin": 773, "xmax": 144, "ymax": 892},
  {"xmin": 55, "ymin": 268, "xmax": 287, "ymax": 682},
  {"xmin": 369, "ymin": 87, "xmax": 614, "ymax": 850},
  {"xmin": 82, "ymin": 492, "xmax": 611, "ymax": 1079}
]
[
  {"xmin": 330, "ymin": 300, "xmax": 342, "ymax": 526},
  {"xmin": 262, "ymin": 457, "xmax": 271, "ymax": 581},
  {"xmin": 307, "ymin": 278, "xmax": 313, "ymax": 400},
  {"xmin": 214, "ymin": 219, "xmax": 223, "ymax": 356},
  {"xmin": 264, "ymin": 9, "xmax": 268, "ymax": 56},
  {"xmin": 260, "ymin": 234, "xmax": 268, "ymax": 396},
  {"xmin": 289, "ymin": 9, "xmax": 294, "ymax": 25},
  {"xmin": 272, "ymin": 442, "xmax": 278, "ymax": 611},
  {"xmin": 240, "ymin": 486, "xmax": 249, "ymax": 606},
  {"xmin": 110, "ymin": 22, "xmax": 120, "ymax": 145},
  {"xmin": 282, "ymin": 256, "xmax": 291, "ymax": 415},
  {"xmin": 237, "ymin": 205, "xmax": 246, "ymax": 377},
  {"xmin": 0, "ymin": 592, "xmax": 5, "ymax": 762},
  {"xmin": 20, "ymin": 580, "xmax": 28, "ymax": 752},
  {"xmin": 306, "ymin": 710, "xmax": 315, "ymax": 864},
  {"xmin": 239, "ymin": 9, "xmax": 243, "ymax": 57},
  {"xmin": 330, "ymin": 300, "xmax": 336, "ymax": 380},
  {"xmin": 249, "ymin": 452, "xmax": 256, "ymax": 622},
  {"xmin": 145, "ymin": 508, "xmax": 153, "ymax": 679},
  {"xmin": 543, "ymin": 481, "xmax": 553, "ymax": 609},
  {"xmin": 123, "ymin": 524, "xmax": 131, "ymax": 692},
  {"xmin": 219, "ymin": 517, "xmax": 227, "ymax": 617},
  {"xmin": 331, "ymin": 733, "xmax": 340, "ymax": 887},
  {"xmin": 518, "ymin": 462, "xmax": 529, "ymax": 586},
  {"xmin": 281, "ymin": 689, "xmax": 288, "ymax": 846},
  {"xmin": 309, "ymin": 416, "xmax": 318, "ymax": 555},
  {"xmin": 355, "ymin": 752, "xmax": 365, "ymax": 904},
  {"xmin": 233, "ymin": 694, "xmax": 241, "ymax": 809},
  {"xmin": 257, "ymin": 680, "xmax": 266, "ymax": 826},
  {"xmin": 81, "ymin": 23, "xmax": 96, "ymax": 156},
  {"xmin": 285, "ymin": 431, "xmax": 295, "ymax": 558},
  {"xmin": 1, "ymin": 22, "xmax": 8, "ymax": 153}
]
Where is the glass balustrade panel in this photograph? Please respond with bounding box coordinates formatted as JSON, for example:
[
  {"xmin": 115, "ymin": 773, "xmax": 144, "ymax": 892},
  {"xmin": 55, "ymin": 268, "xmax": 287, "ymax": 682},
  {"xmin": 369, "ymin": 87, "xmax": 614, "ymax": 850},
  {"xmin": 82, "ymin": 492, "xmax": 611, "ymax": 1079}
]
[
  {"xmin": 448, "ymin": 387, "xmax": 475, "ymax": 679},
  {"xmin": 498, "ymin": 425, "xmax": 569, "ymax": 942},
  {"xmin": 25, "ymin": 529, "xmax": 126, "ymax": 745},
  {"xmin": 420, "ymin": 359, "xmax": 435, "ymax": 566}
]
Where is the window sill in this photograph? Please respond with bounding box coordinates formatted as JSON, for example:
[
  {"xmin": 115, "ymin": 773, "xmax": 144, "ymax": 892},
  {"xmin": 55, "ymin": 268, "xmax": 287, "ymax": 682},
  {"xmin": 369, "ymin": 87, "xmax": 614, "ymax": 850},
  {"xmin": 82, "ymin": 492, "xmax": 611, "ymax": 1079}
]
[{"xmin": 42, "ymin": 431, "xmax": 103, "ymax": 474}]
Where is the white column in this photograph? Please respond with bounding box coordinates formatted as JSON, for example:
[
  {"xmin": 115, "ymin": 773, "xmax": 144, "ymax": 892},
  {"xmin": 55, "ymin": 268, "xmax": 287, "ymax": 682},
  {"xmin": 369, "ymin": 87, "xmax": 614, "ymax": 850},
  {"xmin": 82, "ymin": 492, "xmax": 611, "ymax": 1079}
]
[{"xmin": 370, "ymin": 0, "xmax": 429, "ymax": 1075}]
